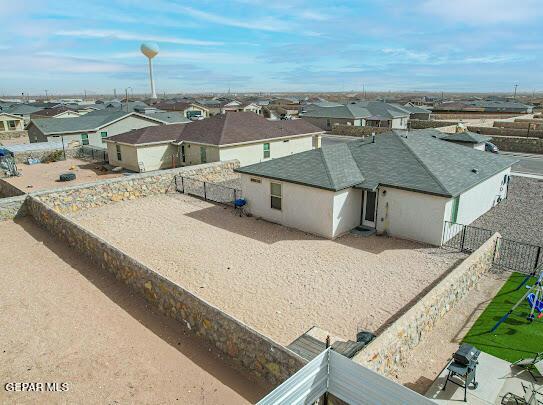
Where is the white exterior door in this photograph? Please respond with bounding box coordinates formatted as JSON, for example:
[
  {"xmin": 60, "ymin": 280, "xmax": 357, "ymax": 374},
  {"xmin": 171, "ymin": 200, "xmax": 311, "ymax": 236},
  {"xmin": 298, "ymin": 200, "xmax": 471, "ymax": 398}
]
[{"xmin": 362, "ymin": 190, "xmax": 377, "ymax": 228}]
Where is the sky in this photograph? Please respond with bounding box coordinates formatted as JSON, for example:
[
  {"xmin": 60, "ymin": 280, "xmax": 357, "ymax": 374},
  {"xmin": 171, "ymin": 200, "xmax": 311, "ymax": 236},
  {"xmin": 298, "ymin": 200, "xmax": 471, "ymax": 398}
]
[{"xmin": 1, "ymin": 0, "xmax": 542, "ymax": 96}]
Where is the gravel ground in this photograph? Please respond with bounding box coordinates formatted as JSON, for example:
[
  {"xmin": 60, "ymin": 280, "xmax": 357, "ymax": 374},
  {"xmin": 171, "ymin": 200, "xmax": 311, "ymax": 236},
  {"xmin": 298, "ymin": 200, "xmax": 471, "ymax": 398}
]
[
  {"xmin": 70, "ymin": 193, "xmax": 464, "ymax": 346},
  {"xmin": 4, "ymin": 158, "xmax": 122, "ymax": 192},
  {"xmin": 472, "ymin": 176, "xmax": 543, "ymax": 247},
  {"xmin": 0, "ymin": 218, "xmax": 267, "ymax": 404}
]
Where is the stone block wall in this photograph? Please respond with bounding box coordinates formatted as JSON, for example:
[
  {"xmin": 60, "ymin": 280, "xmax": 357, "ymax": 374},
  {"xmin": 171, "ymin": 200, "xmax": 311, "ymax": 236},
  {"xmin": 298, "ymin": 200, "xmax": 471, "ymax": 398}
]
[
  {"xmin": 467, "ymin": 125, "xmax": 543, "ymax": 139},
  {"xmin": 353, "ymin": 233, "xmax": 499, "ymax": 377},
  {"xmin": 32, "ymin": 160, "xmax": 240, "ymax": 214},
  {"xmin": 25, "ymin": 196, "xmax": 305, "ymax": 386},
  {"xmin": 409, "ymin": 119, "xmax": 457, "ymax": 129},
  {"xmin": 0, "ymin": 195, "xmax": 27, "ymax": 221},
  {"xmin": 0, "ymin": 130, "xmax": 27, "ymax": 141},
  {"xmin": 330, "ymin": 125, "xmax": 390, "ymax": 137},
  {"xmin": 491, "ymin": 136, "xmax": 543, "ymax": 154},
  {"xmin": 0, "ymin": 178, "xmax": 25, "ymax": 198}
]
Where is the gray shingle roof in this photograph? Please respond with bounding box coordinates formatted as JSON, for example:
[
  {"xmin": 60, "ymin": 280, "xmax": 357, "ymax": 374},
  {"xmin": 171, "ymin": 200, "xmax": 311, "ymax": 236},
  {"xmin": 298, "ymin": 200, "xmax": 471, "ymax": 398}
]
[
  {"xmin": 236, "ymin": 129, "xmax": 517, "ymax": 197},
  {"xmin": 301, "ymin": 101, "xmax": 410, "ymax": 120},
  {"xmin": 107, "ymin": 112, "xmax": 323, "ymax": 146},
  {"xmin": 30, "ymin": 111, "xmax": 161, "ymax": 135},
  {"xmin": 438, "ymin": 131, "xmax": 492, "ymax": 144}
]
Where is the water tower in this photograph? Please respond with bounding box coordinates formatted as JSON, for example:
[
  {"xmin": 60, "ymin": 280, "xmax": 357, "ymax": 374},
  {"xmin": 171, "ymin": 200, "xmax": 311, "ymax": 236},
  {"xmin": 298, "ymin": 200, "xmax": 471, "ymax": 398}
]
[{"xmin": 140, "ymin": 42, "xmax": 159, "ymax": 99}]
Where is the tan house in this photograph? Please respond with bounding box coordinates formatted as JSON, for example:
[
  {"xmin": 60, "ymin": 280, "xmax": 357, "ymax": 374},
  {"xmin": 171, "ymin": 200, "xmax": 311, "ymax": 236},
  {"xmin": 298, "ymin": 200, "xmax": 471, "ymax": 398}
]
[
  {"xmin": 105, "ymin": 111, "xmax": 323, "ymax": 172},
  {"xmin": 0, "ymin": 113, "xmax": 25, "ymax": 133},
  {"xmin": 31, "ymin": 106, "xmax": 83, "ymax": 119},
  {"xmin": 154, "ymin": 101, "xmax": 210, "ymax": 120},
  {"xmin": 27, "ymin": 111, "xmax": 179, "ymax": 148}
]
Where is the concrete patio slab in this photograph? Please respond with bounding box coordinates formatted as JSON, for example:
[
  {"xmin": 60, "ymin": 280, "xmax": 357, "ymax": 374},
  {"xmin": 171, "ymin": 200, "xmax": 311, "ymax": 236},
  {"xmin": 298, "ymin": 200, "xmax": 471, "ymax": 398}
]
[{"xmin": 426, "ymin": 352, "xmax": 543, "ymax": 404}]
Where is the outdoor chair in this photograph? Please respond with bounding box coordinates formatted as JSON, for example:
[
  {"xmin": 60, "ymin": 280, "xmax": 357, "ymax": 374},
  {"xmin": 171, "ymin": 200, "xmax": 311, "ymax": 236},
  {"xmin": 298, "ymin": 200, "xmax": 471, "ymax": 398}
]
[
  {"xmin": 512, "ymin": 352, "xmax": 543, "ymax": 381},
  {"xmin": 501, "ymin": 382, "xmax": 543, "ymax": 405}
]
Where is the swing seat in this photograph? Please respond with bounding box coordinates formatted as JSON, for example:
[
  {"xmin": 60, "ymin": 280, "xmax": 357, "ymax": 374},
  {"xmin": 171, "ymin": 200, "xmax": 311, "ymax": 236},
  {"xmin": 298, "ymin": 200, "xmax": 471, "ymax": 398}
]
[{"xmin": 527, "ymin": 293, "xmax": 543, "ymax": 314}]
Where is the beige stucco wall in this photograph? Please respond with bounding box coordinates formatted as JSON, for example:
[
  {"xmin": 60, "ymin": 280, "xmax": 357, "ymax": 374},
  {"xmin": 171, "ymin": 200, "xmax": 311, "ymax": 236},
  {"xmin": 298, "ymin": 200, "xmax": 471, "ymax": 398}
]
[
  {"xmin": 444, "ymin": 168, "xmax": 511, "ymax": 227},
  {"xmin": 219, "ymin": 135, "xmax": 315, "ymax": 167},
  {"xmin": 136, "ymin": 143, "xmax": 178, "ymax": 171},
  {"xmin": 332, "ymin": 188, "xmax": 362, "ymax": 238},
  {"xmin": 0, "ymin": 114, "xmax": 24, "ymax": 132},
  {"xmin": 241, "ymin": 174, "xmax": 336, "ymax": 238},
  {"xmin": 376, "ymin": 187, "xmax": 449, "ymax": 245},
  {"xmin": 181, "ymin": 143, "xmax": 220, "ymax": 166},
  {"xmin": 107, "ymin": 142, "xmax": 140, "ymax": 172}
]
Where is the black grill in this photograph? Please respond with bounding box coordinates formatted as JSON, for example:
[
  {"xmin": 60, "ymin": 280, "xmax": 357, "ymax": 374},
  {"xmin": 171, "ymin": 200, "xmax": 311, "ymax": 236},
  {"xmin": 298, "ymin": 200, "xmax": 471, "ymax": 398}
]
[{"xmin": 442, "ymin": 344, "xmax": 481, "ymax": 402}]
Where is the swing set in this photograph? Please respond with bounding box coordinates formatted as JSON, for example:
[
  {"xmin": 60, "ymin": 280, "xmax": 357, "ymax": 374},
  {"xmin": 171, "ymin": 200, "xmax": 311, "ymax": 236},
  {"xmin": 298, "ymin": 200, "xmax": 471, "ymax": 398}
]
[{"xmin": 490, "ymin": 267, "xmax": 543, "ymax": 332}]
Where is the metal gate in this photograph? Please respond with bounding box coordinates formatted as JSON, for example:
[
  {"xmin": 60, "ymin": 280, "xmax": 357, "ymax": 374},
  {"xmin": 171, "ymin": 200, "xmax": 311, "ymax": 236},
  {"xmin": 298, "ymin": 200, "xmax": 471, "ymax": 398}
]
[
  {"xmin": 442, "ymin": 221, "xmax": 543, "ymax": 274},
  {"xmin": 174, "ymin": 175, "xmax": 241, "ymax": 206}
]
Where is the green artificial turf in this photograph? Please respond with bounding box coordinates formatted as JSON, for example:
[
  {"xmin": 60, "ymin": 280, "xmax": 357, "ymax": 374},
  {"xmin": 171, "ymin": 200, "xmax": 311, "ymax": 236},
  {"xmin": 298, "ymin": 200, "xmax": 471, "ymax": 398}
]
[{"xmin": 463, "ymin": 272, "xmax": 543, "ymax": 363}]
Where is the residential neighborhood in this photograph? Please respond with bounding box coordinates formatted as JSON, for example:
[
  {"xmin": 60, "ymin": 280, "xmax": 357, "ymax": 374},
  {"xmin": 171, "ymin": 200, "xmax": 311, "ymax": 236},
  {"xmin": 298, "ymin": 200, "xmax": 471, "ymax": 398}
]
[{"xmin": 1, "ymin": 2, "xmax": 543, "ymax": 404}]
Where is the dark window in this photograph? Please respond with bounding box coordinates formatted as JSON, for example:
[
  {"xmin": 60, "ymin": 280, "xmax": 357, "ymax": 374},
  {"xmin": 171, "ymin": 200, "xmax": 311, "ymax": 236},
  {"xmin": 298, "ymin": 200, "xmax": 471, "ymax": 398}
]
[
  {"xmin": 81, "ymin": 133, "xmax": 89, "ymax": 145},
  {"xmin": 116, "ymin": 144, "xmax": 122, "ymax": 161},
  {"xmin": 270, "ymin": 182, "xmax": 282, "ymax": 210},
  {"xmin": 451, "ymin": 196, "xmax": 460, "ymax": 223}
]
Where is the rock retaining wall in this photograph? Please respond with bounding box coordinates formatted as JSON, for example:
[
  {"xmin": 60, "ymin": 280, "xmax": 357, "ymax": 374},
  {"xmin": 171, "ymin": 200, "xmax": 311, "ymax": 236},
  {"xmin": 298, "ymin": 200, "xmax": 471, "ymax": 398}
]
[
  {"xmin": 0, "ymin": 178, "xmax": 25, "ymax": 198},
  {"xmin": 468, "ymin": 125, "xmax": 543, "ymax": 139},
  {"xmin": 353, "ymin": 233, "xmax": 499, "ymax": 377},
  {"xmin": 409, "ymin": 119, "xmax": 457, "ymax": 129},
  {"xmin": 330, "ymin": 125, "xmax": 390, "ymax": 137},
  {"xmin": 32, "ymin": 160, "xmax": 239, "ymax": 214},
  {"xmin": 0, "ymin": 195, "xmax": 27, "ymax": 221},
  {"xmin": 0, "ymin": 130, "xmax": 27, "ymax": 141},
  {"xmin": 25, "ymin": 196, "xmax": 305, "ymax": 386},
  {"xmin": 491, "ymin": 136, "xmax": 543, "ymax": 154}
]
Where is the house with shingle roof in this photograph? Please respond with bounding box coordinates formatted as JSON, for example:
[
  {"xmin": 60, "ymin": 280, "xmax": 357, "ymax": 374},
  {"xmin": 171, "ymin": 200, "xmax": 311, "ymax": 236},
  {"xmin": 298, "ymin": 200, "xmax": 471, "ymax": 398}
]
[
  {"xmin": 438, "ymin": 130, "xmax": 492, "ymax": 150},
  {"xmin": 300, "ymin": 101, "xmax": 409, "ymax": 130},
  {"xmin": 27, "ymin": 111, "xmax": 181, "ymax": 148},
  {"xmin": 235, "ymin": 129, "xmax": 516, "ymax": 244},
  {"xmin": 104, "ymin": 112, "xmax": 323, "ymax": 172}
]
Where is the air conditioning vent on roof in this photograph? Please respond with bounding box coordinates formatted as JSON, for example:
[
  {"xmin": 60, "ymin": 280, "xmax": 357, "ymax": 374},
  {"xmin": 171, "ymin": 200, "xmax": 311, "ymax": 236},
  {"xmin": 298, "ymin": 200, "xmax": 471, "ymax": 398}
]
[{"xmin": 471, "ymin": 168, "xmax": 479, "ymax": 174}]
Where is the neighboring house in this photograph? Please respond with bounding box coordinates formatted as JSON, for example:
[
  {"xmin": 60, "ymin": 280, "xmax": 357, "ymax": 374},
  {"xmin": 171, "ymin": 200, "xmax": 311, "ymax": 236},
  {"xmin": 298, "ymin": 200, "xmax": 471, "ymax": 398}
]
[
  {"xmin": 3, "ymin": 104, "xmax": 44, "ymax": 125},
  {"xmin": 438, "ymin": 131, "xmax": 492, "ymax": 151},
  {"xmin": 154, "ymin": 101, "xmax": 210, "ymax": 119},
  {"xmin": 400, "ymin": 103, "xmax": 432, "ymax": 120},
  {"xmin": 31, "ymin": 106, "xmax": 82, "ymax": 119},
  {"xmin": 194, "ymin": 99, "xmax": 222, "ymax": 116},
  {"xmin": 242, "ymin": 102, "xmax": 263, "ymax": 115},
  {"xmin": 0, "ymin": 113, "xmax": 25, "ymax": 132},
  {"xmin": 26, "ymin": 111, "xmax": 176, "ymax": 148},
  {"xmin": 300, "ymin": 101, "xmax": 409, "ymax": 130},
  {"xmin": 235, "ymin": 129, "xmax": 516, "ymax": 245},
  {"xmin": 104, "ymin": 111, "xmax": 323, "ymax": 172},
  {"xmin": 432, "ymin": 100, "xmax": 534, "ymax": 114}
]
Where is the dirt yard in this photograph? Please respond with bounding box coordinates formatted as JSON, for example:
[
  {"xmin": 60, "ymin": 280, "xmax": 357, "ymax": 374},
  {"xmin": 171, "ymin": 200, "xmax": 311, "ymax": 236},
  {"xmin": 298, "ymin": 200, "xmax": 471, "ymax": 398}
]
[
  {"xmin": 0, "ymin": 219, "xmax": 267, "ymax": 404},
  {"xmin": 4, "ymin": 158, "xmax": 122, "ymax": 192},
  {"xmin": 70, "ymin": 193, "xmax": 464, "ymax": 346}
]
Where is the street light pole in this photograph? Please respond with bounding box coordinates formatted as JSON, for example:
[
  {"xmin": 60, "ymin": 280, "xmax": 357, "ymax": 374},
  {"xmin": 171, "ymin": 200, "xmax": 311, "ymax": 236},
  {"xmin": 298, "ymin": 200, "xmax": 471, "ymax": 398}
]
[{"xmin": 514, "ymin": 84, "xmax": 518, "ymax": 99}]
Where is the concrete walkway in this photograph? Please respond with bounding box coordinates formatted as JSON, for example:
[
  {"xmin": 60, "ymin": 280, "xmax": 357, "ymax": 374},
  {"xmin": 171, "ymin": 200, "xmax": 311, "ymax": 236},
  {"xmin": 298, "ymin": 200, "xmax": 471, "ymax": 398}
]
[
  {"xmin": 426, "ymin": 352, "xmax": 542, "ymax": 404},
  {"xmin": 0, "ymin": 218, "xmax": 268, "ymax": 404}
]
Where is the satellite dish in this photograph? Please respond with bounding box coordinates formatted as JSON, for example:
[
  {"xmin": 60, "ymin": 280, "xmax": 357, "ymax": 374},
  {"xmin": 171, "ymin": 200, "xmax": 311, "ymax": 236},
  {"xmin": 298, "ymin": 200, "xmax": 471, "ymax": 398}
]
[{"xmin": 140, "ymin": 42, "xmax": 159, "ymax": 59}]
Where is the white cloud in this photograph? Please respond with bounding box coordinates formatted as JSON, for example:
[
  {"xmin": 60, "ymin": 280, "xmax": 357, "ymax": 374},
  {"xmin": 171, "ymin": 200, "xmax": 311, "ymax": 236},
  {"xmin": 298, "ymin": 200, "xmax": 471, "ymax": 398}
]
[
  {"xmin": 173, "ymin": 6, "xmax": 294, "ymax": 32},
  {"xmin": 422, "ymin": 0, "xmax": 542, "ymax": 24},
  {"xmin": 55, "ymin": 29, "xmax": 222, "ymax": 46},
  {"xmin": 111, "ymin": 50, "xmax": 256, "ymax": 64}
]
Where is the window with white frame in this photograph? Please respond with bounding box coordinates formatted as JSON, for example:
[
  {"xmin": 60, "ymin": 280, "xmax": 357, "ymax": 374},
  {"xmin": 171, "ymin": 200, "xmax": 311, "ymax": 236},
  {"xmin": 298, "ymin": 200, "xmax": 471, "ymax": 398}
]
[
  {"xmin": 100, "ymin": 131, "xmax": 108, "ymax": 143},
  {"xmin": 270, "ymin": 182, "xmax": 282, "ymax": 210},
  {"xmin": 263, "ymin": 142, "xmax": 270, "ymax": 159},
  {"xmin": 81, "ymin": 133, "xmax": 89, "ymax": 145},
  {"xmin": 116, "ymin": 144, "xmax": 122, "ymax": 161}
]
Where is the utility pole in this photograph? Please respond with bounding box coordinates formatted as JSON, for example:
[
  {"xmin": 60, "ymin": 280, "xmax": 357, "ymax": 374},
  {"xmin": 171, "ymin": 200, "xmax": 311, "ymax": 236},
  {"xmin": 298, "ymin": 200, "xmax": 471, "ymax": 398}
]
[
  {"xmin": 514, "ymin": 84, "xmax": 518, "ymax": 99},
  {"xmin": 84, "ymin": 89, "xmax": 87, "ymax": 100},
  {"xmin": 44, "ymin": 89, "xmax": 48, "ymax": 100}
]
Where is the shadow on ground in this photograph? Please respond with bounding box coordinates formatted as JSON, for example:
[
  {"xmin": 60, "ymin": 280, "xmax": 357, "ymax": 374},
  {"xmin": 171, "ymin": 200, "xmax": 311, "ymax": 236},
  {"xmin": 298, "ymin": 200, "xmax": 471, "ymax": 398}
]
[{"xmin": 15, "ymin": 216, "xmax": 270, "ymax": 403}]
